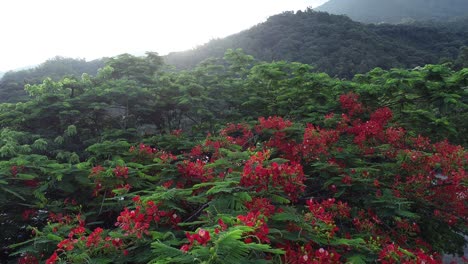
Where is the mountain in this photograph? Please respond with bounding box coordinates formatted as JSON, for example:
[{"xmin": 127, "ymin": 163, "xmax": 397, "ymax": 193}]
[
  {"xmin": 0, "ymin": 57, "xmax": 106, "ymax": 103},
  {"xmin": 164, "ymin": 9, "xmax": 468, "ymax": 78},
  {"xmin": 314, "ymin": 0, "xmax": 468, "ymax": 24}
]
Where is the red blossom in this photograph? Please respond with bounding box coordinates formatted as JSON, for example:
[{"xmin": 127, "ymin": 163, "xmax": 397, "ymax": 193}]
[
  {"xmin": 241, "ymin": 151, "xmax": 305, "ymax": 200},
  {"xmin": 339, "ymin": 92, "xmax": 363, "ymax": 117},
  {"xmin": 90, "ymin": 165, "xmax": 105, "ymax": 176},
  {"xmin": 57, "ymin": 238, "xmax": 76, "ymax": 251},
  {"xmin": 45, "ymin": 251, "xmax": 58, "ymax": 264},
  {"xmin": 17, "ymin": 254, "xmax": 38, "ymax": 264},
  {"xmin": 178, "ymin": 159, "xmax": 214, "ymax": 183},
  {"xmin": 237, "ymin": 211, "xmax": 270, "ymax": 243},
  {"xmin": 256, "ymin": 116, "xmax": 293, "ymax": 132},
  {"xmin": 281, "ymin": 243, "xmax": 342, "ymax": 264},
  {"xmin": 22, "ymin": 209, "xmax": 36, "ymax": 221},
  {"xmin": 302, "ymin": 124, "xmax": 339, "ymax": 160},
  {"xmin": 11, "ymin": 165, "xmax": 18, "ymax": 177},
  {"xmin": 115, "ymin": 207, "xmax": 150, "ymax": 238},
  {"xmin": 113, "ymin": 166, "xmax": 129, "ymax": 178},
  {"xmin": 171, "ymin": 129, "xmax": 183, "ymax": 137},
  {"xmin": 86, "ymin": 227, "xmax": 104, "ymax": 247},
  {"xmin": 181, "ymin": 228, "xmax": 212, "ymax": 252},
  {"xmin": 245, "ymin": 197, "xmax": 276, "ymax": 217},
  {"xmin": 220, "ymin": 123, "xmax": 253, "ymax": 148},
  {"xmin": 24, "ymin": 179, "xmax": 39, "ymax": 188}
]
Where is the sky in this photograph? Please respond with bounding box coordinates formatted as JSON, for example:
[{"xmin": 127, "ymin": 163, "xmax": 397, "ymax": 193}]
[{"xmin": 0, "ymin": 0, "xmax": 328, "ymax": 72}]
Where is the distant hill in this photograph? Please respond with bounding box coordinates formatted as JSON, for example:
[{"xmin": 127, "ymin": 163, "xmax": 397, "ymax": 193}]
[
  {"xmin": 315, "ymin": 0, "xmax": 468, "ymax": 24},
  {"xmin": 165, "ymin": 9, "xmax": 468, "ymax": 78},
  {"xmin": 0, "ymin": 57, "xmax": 106, "ymax": 103}
]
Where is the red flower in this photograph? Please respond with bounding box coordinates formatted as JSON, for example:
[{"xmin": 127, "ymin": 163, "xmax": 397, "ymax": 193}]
[
  {"xmin": 90, "ymin": 165, "xmax": 105, "ymax": 176},
  {"xmin": 237, "ymin": 211, "xmax": 270, "ymax": 243},
  {"xmin": 196, "ymin": 229, "xmax": 211, "ymax": 245},
  {"xmin": 45, "ymin": 251, "xmax": 58, "ymax": 264},
  {"xmin": 10, "ymin": 165, "xmax": 18, "ymax": 177},
  {"xmin": 180, "ymin": 244, "xmax": 190, "ymax": 252},
  {"xmin": 113, "ymin": 166, "xmax": 129, "ymax": 178},
  {"xmin": 178, "ymin": 159, "xmax": 214, "ymax": 183},
  {"xmin": 86, "ymin": 227, "xmax": 104, "ymax": 247},
  {"xmin": 339, "ymin": 92, "xmax": 363, "ymax": 117},
  {"xmin": 182, "ymin": 228, "xmax": 212, "ymax": 251},
  {"xmin": 24, "ymin": 179, "xmax": 39, "ymax": 188},
  {"xmin": 245, "ymin": 197, "xmax": 275, "ymax": 217},
  {"xmin": 241, "ymin": 151, "xmax": 305, "ymax": 200},
  {"xmin": 256, "ymin": 116, "xmax": 292, "ymax": 132},
  {"xmin": 115, "ymin": 206, "xmax": 151, "ymax": 238},
  {"xmin": 17, "ymin": 254, "xmax": 38, "ymax": 264},
  {"xmin": 220, "ymin": 123, "xmax": 253, "ymax": 147},
  {"xmin": 22, "ymin": 209, "xmax": 36, "ymax": 221},
  {"xmin": 57, "ymin": 238, "xmax": 76, "ymax": 251}
]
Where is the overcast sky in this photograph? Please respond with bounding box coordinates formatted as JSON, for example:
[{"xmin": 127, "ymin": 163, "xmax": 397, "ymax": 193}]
[{"xmin": 0, "ymin": 0, "xmax": 328, "ymax": 72}]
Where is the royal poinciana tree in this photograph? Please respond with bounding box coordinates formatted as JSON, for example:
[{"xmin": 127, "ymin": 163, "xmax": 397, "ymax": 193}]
[{"xmin": 8, "ymin": 93, "xmax": 467, "ymax": 263}]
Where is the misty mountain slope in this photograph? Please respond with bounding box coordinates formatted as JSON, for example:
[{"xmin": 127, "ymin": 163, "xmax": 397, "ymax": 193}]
[
  {"xmin": 315, "ymin": 0, "xmax": 468, "ymax": 24},
  {"xmin": 165, "ymin": 10, "xmax": 468, "ymax": 78},
  {"xmin": 0, "ymin": 57, "xmax": 105, "ymax": 103}
]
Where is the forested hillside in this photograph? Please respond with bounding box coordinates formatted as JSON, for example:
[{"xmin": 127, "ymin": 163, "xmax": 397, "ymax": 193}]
[
  {"xmin": 165, "ymin": 10, "xmax": 468, "ymax": 78},
  {"xmin": 0, "ymin": 57, "xmax": 105, "ymax": 103},
  {"xmin": 315, "ymin": 0, "xmax": 468, "ymax": 24},
  {"xmin": 1, "ymin": 50, "xmax": 467, "ymax": 263}
]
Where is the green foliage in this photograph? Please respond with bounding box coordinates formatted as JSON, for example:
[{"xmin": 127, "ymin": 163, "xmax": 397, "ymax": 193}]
[
  {"xmin": 315, "ymin": 0, "xmax": 468, "ymax": 24},
  {"xmin": 0, "ymin": 57, "xmax": 105, "ymax": 103},
  {"xmin": 0, "ymin": 50, "xmax": 466, "ymax": 263}
]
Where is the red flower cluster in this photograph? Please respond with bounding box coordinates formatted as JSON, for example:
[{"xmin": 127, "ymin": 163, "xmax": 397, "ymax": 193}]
[
  {"xmin": 256, "ymin": 116, "xmax": 293, "ymax": 132},
  {"xmin": 255, "ymin": 116, "xmax": 300, "ymax": 161},
  {"xmin": 241, "ymin": 151, "xmax": 305, "ymax": 200},
  {"xmin": 378, "ymin": 244, "xmax": 439, "ymax": 264},
  {"xmin": 22, "ymin": 209, "xmax": 37, "ymax": 221},
  {"xmin": 214, "ymin": 218, "xmax": 228, "ymax": 234},
  {"xmin": 115, "ymin": 199, "xmax": 178, "ymax": 238},
  {"xmin": 11, "ymin": 165, "xmax": 19, "ymax": 177},
  {"xmin": 306, "ymin": 198, "xmax": 350, "ymax": 238},
  {"xmin": 237, "ymin": 211, "xmax": 270, "ymax": 243},
  {"xmin": 17, "ymin": 254, "xmax": 38, "ymax": 264},
  {"xmin": 115, "ymin": 206, "xmax": 150, "ymax": 238},
  {"xmin": 302, "ymin": 124, "xmax": 339, "ymax": 160},
  {"xmin": 282, "ymin": 243, "xmax": 341, "ymax": 264},
  {"xmin": 46, "ymin": 222, "xmax": 128, "ymax": 262},
  {"xmin": 220, "ymin": 123, "xmax": 253, "ymax": 148},
  {"xmin": 180, "ymin": 229, "xmax": 211, "ymax": 252},
  {"xmin": 339, "ymin": 92, "xmax": 363, "ymax": 117},
  {"xmin": 90, "ymin": 165, "xmax": 105, "ymax": 176},
  {"xmin": 130, "ymin": 143, "xmax": 156, "ymax": 156},
  {"xmin": 113, "ymin": 165, "xmax": 129, "ymax": 178},
  {"xmin": 178, "ymin": 159, "xmax": 214, "ymax": 183},
  {"xmin": 245, "ymin": 197, "xmax": 276, "ymax": 217},
  {"xmin": 45, "ymin": 251, "xmax": 58, "ymax": 264},
  {"xmin": 86, "ymin": 227, "xmax": 104, "ymax": 247}
]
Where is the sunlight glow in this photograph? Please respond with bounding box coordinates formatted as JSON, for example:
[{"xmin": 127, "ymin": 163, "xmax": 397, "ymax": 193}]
[{"xmin": 0, "ymin": 0, "xmax": 328, "ymax": 71}]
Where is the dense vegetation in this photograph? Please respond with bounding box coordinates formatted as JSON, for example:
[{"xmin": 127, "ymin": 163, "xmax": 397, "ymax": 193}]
[
  {"xmin": 165, "ymin": 10, "xmax": 468, "ymax": 78},
  {"xmin": 0, "ymin": 57, "xmax": 105, "ymax": 103},
  {"xmin": 315, "ymin": 0, "xmax": 468, "ymax": 24},
  {"xmin": 0, "ymin": 50, "xmax": 466, "ymax": 263}
]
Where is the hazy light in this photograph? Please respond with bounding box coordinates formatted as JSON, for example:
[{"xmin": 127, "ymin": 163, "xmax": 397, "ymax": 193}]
[{"xmin": 0, "ymin": 0, "xmax": 328, "ymax": 71}]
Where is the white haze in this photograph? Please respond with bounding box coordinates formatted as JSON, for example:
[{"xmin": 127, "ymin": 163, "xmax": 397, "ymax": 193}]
[{"xmin": 0, "ymin": 0, "xmax": 328, "ymax": 72}]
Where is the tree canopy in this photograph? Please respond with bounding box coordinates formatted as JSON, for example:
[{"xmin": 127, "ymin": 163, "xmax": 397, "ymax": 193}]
[{"xmin": 0, "ymin": 50, "xmax": 467, "ymax": 263}]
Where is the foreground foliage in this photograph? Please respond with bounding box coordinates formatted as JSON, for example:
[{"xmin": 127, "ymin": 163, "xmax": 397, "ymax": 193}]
[
  {"xmin": 3, "ymin": 94, "xmax": 467, "ymax": 263},
  {"xmin": 0, "ymin": 51, "xmax": 466, "ymax": 263}
]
